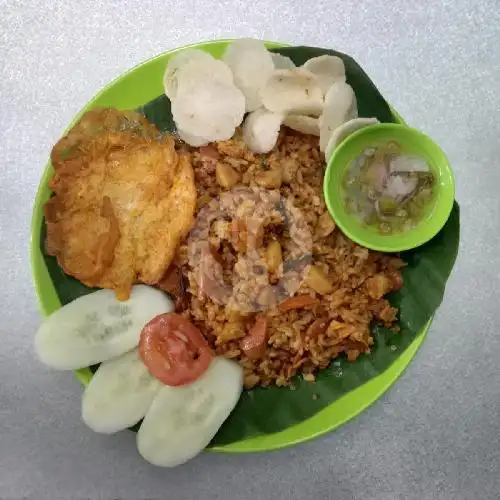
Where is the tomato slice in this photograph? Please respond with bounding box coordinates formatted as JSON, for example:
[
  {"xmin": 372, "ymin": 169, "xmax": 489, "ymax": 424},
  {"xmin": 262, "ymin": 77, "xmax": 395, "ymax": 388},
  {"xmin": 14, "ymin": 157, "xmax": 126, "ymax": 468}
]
[{"xmin": 139, "ymin": 313, "xmax": 213, "ymax": 386}]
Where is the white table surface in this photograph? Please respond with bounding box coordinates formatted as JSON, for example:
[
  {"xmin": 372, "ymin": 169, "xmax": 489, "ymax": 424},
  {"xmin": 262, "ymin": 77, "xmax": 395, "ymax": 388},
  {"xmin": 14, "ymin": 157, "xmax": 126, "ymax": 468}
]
[{"xmin": 1, "ymin": 1, "xmax": 499, "ymax": 499}]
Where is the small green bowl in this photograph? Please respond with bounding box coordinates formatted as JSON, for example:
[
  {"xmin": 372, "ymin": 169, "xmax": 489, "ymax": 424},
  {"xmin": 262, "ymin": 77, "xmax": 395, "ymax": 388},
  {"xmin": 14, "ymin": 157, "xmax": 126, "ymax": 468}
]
[{"xmin": 323, "ymin": 123, "xmax": 455, "ymax": 252}]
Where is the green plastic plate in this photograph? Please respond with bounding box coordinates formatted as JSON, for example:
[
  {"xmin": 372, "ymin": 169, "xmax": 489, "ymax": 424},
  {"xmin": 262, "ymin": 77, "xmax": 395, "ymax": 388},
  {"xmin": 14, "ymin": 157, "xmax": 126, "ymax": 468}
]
[{"xmin": 31, "ymin": 39, "xmax": 433, "ymax": 453}]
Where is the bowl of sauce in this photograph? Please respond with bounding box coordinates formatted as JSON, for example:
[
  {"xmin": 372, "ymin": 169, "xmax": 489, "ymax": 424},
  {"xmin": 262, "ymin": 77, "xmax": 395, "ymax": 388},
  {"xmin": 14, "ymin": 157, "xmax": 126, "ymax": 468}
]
[{"xmin": 323, "ymin": 123, "xmax": 455, "ymax": 252}]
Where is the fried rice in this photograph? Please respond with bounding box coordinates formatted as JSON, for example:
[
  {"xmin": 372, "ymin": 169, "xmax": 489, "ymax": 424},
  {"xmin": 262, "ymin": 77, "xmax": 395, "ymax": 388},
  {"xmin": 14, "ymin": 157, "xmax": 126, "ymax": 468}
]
[{"xmin": 166, "ymin": 128, "xmax": 405, "ymax": 389}]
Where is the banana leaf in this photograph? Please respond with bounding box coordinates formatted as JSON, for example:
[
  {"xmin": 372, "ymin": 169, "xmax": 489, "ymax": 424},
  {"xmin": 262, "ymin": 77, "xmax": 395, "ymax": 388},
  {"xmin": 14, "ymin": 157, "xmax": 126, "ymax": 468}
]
[{"xmin": 39, "ymin": 45, "xmax": 460, "ymax": 446}]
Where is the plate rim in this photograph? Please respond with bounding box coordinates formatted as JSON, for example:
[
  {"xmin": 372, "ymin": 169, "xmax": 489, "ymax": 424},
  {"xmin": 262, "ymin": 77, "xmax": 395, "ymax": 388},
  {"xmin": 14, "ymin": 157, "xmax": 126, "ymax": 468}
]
[{"xmin": 30, "ymin": 38, "xmax": 430, "ymax": 453}]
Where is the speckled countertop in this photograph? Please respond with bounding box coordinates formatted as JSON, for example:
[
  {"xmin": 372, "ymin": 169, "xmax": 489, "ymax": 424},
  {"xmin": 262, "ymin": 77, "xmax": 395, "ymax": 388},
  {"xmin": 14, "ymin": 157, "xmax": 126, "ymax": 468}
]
[{"xmin": 1, "ymin": 1, "xmax": 499, "ymax": 499}]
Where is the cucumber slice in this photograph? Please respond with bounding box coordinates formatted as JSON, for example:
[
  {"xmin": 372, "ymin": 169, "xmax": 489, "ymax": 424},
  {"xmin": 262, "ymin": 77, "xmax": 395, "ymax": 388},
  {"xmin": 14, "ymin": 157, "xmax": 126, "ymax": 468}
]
[
  {"xmin": 82, "ymin": 348, "xmax": 162, "ymax": 434},
  {"xmin": 34, "ymin": 285, "xmax": 173, "ymax": 370},
  {"xmin": 137, "ymin": 357, "xmax": 243, "ymax": 467}
]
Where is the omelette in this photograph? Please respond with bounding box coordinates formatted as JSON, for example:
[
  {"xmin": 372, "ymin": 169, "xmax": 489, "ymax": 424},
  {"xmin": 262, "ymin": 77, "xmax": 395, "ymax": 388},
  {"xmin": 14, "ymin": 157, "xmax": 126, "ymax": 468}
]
[
  {"xmin": 50, "ymin": 107, "xmax": 162, "ymax": 170},
  {"xmin": 45, "ymin": 108, "xmax": 197, "ymax": 300}
]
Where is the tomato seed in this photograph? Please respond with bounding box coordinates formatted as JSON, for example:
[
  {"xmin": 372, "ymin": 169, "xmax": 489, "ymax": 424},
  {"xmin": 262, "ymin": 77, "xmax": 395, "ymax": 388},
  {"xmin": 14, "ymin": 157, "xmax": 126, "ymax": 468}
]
[{"xmin": 174, "ymin": 331, "xmax": 188, "ymax": 343}]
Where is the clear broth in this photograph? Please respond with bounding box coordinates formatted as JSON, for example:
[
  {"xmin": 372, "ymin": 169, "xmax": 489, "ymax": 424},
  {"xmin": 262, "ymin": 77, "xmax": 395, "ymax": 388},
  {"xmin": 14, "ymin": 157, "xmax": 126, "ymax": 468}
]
[{"xmin": 342, "ymin": 141, "xmax": 436, "ymax": 235}]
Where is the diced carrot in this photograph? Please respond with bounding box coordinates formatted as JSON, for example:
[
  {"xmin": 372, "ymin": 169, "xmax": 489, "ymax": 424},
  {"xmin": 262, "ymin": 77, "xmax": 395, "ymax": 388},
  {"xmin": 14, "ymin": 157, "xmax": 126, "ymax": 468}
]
[
  {"xmin": 241, "ymin": 316, "xmax": 268, "ymax": 360},
  {"xmin": 279, "ymin": 295, "xmax": 317, "ymax": 312}
]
